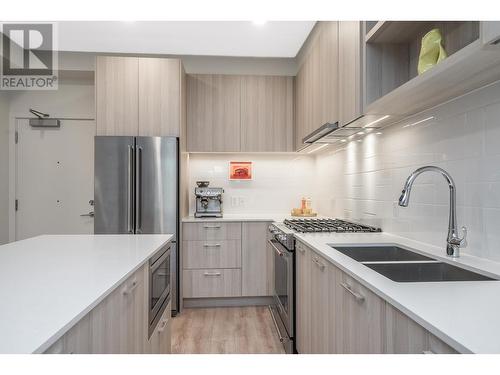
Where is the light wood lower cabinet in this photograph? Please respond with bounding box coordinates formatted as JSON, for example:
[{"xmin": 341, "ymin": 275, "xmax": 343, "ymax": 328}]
[
  {"xmin": 241, "ymin": 222, "xmax": 273, "ymax": 296},
  {"xmin": 295, "ymin": 241, "xmax": 311, "ymax": 354},
  {"xmin": 147, "ymin": 301, "xmax": 172, "ymax": 354},
  {"xmin": 44, "ymin": 315, "xmax": 92, "ymax": 354},
  {"xmin": 385, "ymin": 303, "xmax": 457, "ymax": 354},
  {"xmin": 45, "ymin": 248, "xmax": 173, "ymax": 354},
  {"xmin": 183, "ymin": 240, "xmax": 241, "ymax": 269},
  {"xmin": 296, "ymin": 241, "xmax": 460, "ymax": 354},
  {"xmin": 310, "ymin": 252, "xmax": 330, "ymax": 353},
  {"xmin": 333, "ymin": 272, "xmax": 384, "ymax": 353},
  {"xmin": 183, "ymin": 269, "xmax": 242, "ymax": 298},
  {"xmin": 90, "ymin": 264, "xmax": 147, "ymax": 354}
]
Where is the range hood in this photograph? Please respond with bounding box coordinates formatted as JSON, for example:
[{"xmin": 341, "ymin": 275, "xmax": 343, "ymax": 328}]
[{"xmin": 301, "ymin": 115, "xmax": 396, "ymax": 147}]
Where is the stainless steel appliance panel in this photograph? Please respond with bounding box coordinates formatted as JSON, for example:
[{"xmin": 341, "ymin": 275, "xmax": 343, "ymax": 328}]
[
  {"xmin": 149, "ymin": 243, "xmax": 172, "ymax": 337},
  {"xmin": 135, "ymin": 137, "xmax": 178, "ymax": 235},
  {"xmin": 94, "ymin": 136, "xmax": 135, "ymax": 234},
  {"xmin": 269, "ymin": 237, "xmax": 294, "ymax": 353}
]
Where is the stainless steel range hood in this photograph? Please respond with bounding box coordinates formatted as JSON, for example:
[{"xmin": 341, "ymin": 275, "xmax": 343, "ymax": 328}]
[{"xmin": 301, "ymin": 115, "xmax": 396, "ymax": 147}]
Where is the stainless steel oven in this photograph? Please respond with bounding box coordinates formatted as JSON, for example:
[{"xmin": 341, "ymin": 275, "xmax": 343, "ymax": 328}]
[
  {"xmin": 149, "ymin": 243, "xmax": 171, "ymax": 337},
  {"xmin": 268, "ymin": 223, "xmax": 295, "ymax": 354}
]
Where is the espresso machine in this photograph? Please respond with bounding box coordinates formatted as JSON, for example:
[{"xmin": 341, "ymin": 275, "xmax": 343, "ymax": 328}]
[{"xmin": 194, "ymin": 181, "xmax": 224, "ymax": 218}]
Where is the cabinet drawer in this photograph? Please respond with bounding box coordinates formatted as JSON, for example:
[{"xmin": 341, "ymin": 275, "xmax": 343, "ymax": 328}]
[
  {"xmin": 183, "ymin": 269, "xmax": 242, "ymax": 298},
  {"xmin": 183, "ymin": 240, "xmax": 241, "ymax": 269},
  {"xmin": 183, "ymin": 222, "xmax": 241, "ymax": 241}
]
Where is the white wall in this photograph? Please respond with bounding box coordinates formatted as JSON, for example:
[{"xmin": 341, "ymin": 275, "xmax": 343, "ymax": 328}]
[
  {"xmin": 188, "ymin": 154, "xmax": 316, "ymax": 215},
  {"xmin": 0, "ymin": 93, "xmax": 10, "ymax": 244},
  {"xmin": 314, "ymin": 80, "xmax": 500, "ymax": 262}
]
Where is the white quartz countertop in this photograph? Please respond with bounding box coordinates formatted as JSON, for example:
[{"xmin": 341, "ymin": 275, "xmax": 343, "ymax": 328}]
[
  {"xmin": 0, "ymin": 234, "xmax": 173, "ymax": 354},
  {"xmin": 182, "ymin": 213, "xmax": 323, "ymax": 223},
  {"xmin": 294, "ymin": 231, "xmax": 500, "ymax": 354}
]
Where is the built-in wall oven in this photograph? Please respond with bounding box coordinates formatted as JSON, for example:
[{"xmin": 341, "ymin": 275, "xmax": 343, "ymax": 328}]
[
  {"xmin": 268, "ymin": 223, "xmax": 296, "ymax": 354},
  {"xmin": 149, "ymin": 243, "xmax": 172, "ymax": 337}
]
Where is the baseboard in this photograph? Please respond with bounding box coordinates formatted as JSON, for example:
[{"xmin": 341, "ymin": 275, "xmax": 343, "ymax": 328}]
[{"xmin": 183, "ymin": 296, "xmax": 274, "ymax": 308}]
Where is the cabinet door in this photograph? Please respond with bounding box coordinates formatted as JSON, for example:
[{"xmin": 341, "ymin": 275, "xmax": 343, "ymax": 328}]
[
  {"xmin": 138, "ymin": 58, "xmax": 181, "ymax": 136},
  {"xmin": 148, "ymin": 301, "xmax": 172, "ymax": 354},
  {"xmin": 295, "ymin": 241, "xmax": 311, "ymax": 354},
  {"xmin": 187, "ymin": 74, "xmax": 241, "ymax": 152},
  {"xmin": 241, "ymin": 222, "xmax": 273, "ymax": 296},
  {"xmin": 309, "ymin": 252, "xmax": 330, "ymax": 353},
  {"xmin": 339, "ymin": 21, "xmax": 363, "ymax": 126},
  {"xmin": 317, "ymin": 21, "xmax": 339, "ymax": 127},
  {"xmin": 90, "ymin": 264, "xmax": 147, "ymax": 353},
  {"xmin": 96, "ymin": 56, "xmax": 139, "ymax": 136},
  {"xmin": 44, "ymin": 315, "xmax": 91, "ymax": 354},
  {"xmin": 334, "ymin": 271, "xmax": 384, "ymax": 353},
  {"xmin": 240, "ymin": 76, "xmax": 294, "ymax": 152}
]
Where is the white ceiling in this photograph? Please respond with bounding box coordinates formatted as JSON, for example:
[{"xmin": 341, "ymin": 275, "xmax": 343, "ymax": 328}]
[{"xmin": 57, "ymin": 21, "xmax": 315, "ymax": 58}]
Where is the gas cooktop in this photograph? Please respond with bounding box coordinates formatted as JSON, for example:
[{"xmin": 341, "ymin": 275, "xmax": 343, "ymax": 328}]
[{"xmin": 283, "ymin": 218, "xmax": 382, "ymax": 233}]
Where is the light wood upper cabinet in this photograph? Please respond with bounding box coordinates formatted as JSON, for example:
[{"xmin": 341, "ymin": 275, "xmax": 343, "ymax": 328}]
[
  {"xmin": 96, "ymin": 56, "xmax": 185, "ymax": 137},
  {"xmin": 339, "ymin": 21, "xmax": 363, "ymax": 126},
  {"xmin": 294, "ymin": 21, "xmax": 339, "ymax": 150},
  {"xmin": 240, "ymin": 76, "xmax": 294, "ymax": 152},
  {"xmin": 187, "ymin": 74, "xmax": 241, "ymax": 152},
  {"xmin": 96, "ymin": 56, "xmax": 139, "ymax": 136},
  {"xmin": 241, "ymin": 222, "xmax": 274, "ymax": 296},
  {"xmin": 138, "ymin": 58, "xmax": 182, "ymax": 136}
]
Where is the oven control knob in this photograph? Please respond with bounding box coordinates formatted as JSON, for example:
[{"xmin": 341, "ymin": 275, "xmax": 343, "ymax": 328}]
[{"xmin": 277, "ymin": 234, "xmax": 287, "ymax": 243}]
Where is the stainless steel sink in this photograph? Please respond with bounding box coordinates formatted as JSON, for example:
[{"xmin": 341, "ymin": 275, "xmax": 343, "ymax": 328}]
[
  {"xmin": 330, "ymin": 245, "xmax": 435, "ymax": 262},
  {"xmin": 364, "ymin": 262, "xmax": 496, "ymax": 282}
]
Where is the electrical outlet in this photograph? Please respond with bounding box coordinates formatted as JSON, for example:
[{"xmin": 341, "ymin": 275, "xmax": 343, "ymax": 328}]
[
  {"xmin": 238, "ymin": 197, "xmax": 245, "ymax": 207},
  {"xmin": 230, "ymin": 197, "xmax": 238, "ymax": 207}
]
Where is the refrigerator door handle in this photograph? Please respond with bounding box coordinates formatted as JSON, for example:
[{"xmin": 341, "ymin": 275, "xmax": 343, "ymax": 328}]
[
  {"xmin": 127, "ymin": 145, "xmax": 134, "ymax": 233},
  {"xmin": 135, "ymin": 146, "xmax": 143, "ymax": 233}
]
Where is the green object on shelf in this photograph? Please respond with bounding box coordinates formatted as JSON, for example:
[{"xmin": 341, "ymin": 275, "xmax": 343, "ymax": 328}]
[{"xmin": 417, "ymin": 28, "xmax": 447, "ymax": 75}]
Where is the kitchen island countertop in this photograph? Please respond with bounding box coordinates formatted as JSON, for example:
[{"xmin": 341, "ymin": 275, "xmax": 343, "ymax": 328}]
[{"xmin": 0, "ymin": 234, "xmax": 173, "ymax": 354}]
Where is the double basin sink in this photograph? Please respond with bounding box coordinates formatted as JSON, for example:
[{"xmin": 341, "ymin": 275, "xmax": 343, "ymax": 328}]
[{"xmin": 329, "ymin": 245, "xmax": 496, "ymax": 282}]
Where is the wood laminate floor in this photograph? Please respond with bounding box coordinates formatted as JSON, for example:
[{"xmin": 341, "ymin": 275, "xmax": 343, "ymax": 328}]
[{"xmin": 171, "ymin": 306, "xmax": 285, "ymax": 354}]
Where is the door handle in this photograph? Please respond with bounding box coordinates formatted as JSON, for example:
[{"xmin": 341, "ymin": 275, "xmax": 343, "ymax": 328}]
[
  {"xmin": 268, "ymin": 239, "xmax": 285, "ymax": 257},
  {"xmin": 340, "ymin": 282, "xmax": 365, "ymax": 302},
  {"xmin": 127, "ymin": 145, "xmax": 134, "ymax": 234},
  {"xmin": 80, "ymin": 212, "xmax": 94, "ymax": 218},
  {"xmin": 135, "ymin": 146, "xmax": 142, "ymax": 233}
]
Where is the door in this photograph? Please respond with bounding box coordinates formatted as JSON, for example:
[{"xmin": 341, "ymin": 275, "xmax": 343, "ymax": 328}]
[
  {"xmin": 15, "ymin": 119, "xmax": 95, "ymax": 240},
  {"xmin": 135, "ymin": 137, "xmax": 178, "ymax": 235},
  {"xmin": 94, "ymin": 136, "xmax": 135, "ymax": 234}
]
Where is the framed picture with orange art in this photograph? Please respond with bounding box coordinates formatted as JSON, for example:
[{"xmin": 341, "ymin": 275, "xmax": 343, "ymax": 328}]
[{"xmin": 229, "ymin": 161, "xmax": 252, "ymax": 180}]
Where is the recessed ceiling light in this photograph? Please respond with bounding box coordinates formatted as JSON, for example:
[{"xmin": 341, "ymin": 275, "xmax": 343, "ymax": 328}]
[
  {"xmin": 357, "ymin": 131, "xmax": 365, "ymax": 135},
  {"xmin": 252, "ymin": 20, "xmax": 267, "ymax": 26},
  {"xmin": 307, "ymin": 144, "xmax": 328, "ymax": 154},
  {"xmin": 376, "ymin": 132, "xmax": 382, "ymax": 135},
  {"xmin": 357, "ymin": 139, "xmax": 363, "ymax": 143},
  {"xmin": 364, "ymin": 115, "xmax": 390, "ymax": 128},
  {"xmin": 340, "ymin": 139, "xmax": 347, "ymax": 143}
]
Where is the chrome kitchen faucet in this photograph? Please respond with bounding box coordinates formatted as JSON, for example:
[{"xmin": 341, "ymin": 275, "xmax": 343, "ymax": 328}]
[{"xmin": 398, "ymin": 166, "xmax": 467, "ymax": 258}]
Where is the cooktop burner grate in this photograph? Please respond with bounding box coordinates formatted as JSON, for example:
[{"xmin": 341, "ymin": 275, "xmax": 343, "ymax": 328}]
[{"xmin": 283, "ymin": 218, "xmax": 382, "ymax": 233}]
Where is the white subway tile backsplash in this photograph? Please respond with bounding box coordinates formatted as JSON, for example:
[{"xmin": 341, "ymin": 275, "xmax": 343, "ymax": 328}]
[{"xmin": 315, "ymin": 80, "xmax": 500, "ymax": 262}]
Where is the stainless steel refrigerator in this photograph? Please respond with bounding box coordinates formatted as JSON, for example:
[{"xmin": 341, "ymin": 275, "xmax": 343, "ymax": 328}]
[{"xmin": 94, "ymin": 136, "xmax": 179, "ymax": 315}]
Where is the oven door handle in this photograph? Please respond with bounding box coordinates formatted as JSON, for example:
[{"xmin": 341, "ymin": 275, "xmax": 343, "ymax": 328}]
[{"xmin": 268, "ymin": 239, "xmax": 287, "ymax": 257}]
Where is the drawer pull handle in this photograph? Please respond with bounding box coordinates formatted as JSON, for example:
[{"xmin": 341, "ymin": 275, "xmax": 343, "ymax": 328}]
[
  {"xmin": 204, "ymin": 272, "xmax": 222, "ymax": 277},
  {"xmin": 340, "ymin": 282, "xmax": 365, "ymax": 302},
  {"xmin": 312, "ymin": 257, "xmax": 325, "ymax": 270},
  {"xmin": 203, "ymin": 243, "xmax": 221, "ymax": 248},
  {"xmin": 203, "ymin": 225, "xmax": 221, "ymax": 229},
  {"xmin": 297, "ymin": 246, "xmax": 305, "ymax": 254},
  {"xmin": 422, "ymin": 350, "xmax": 436, "ymax": 354}
]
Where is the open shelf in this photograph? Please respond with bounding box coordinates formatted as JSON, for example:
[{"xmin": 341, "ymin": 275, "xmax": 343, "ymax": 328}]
[
  {"xmin": 364, "ymin": 21, "xmax": 484, "ymax": 115},
  {"xmin": 365, "ymin": 39, "xmax": 500, "ymax": 116}
]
